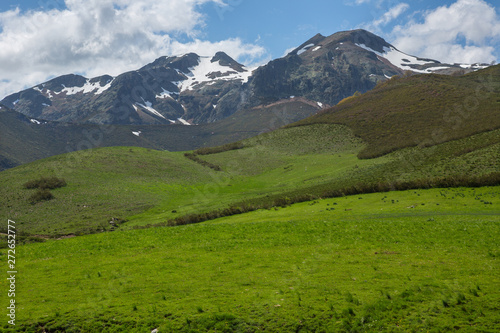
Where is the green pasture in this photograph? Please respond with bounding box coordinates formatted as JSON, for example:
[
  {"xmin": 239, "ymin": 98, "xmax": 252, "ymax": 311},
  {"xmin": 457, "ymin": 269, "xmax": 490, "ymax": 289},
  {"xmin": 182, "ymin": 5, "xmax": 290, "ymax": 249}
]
[
  {"xmin": 1, "ymin": 124, "xmax": 498, "ymax": 238},
  {"xmin": 1, "ymin": 187, "xmax": 499, "ymax": 332}
]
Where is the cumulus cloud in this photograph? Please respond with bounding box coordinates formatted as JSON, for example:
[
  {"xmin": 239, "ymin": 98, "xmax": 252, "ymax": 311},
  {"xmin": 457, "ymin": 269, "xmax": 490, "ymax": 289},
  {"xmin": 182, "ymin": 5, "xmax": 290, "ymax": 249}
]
[
  {"xmin": 0, "ymin": 0, "xmax": 266, "ymax": 98},
  {"xmin": 391, "ymin": 0, "xmax": 500, "ymax": 64}
]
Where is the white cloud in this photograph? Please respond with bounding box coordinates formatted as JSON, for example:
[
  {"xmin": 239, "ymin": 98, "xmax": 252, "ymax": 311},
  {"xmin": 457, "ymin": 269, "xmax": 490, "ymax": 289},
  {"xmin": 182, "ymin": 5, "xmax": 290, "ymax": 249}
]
[
  {"xmin": 373, "ymin": 3, "xmax": 409, "ymax": 27},
  {"xmin": 344, "ymin": 0, "xmax": 372, "ymax": 6},
  {"xmin": 0, "ymin": 0, "xmax": 266, "ymax": 98},
  {"xmin": 361, "ymin": 2, "xmax": 409, "ymax": 32},
  {"xmin": 391, "ymin": 0, "xmax": 500, "ymax": 64},
  {"xmin": 348, "ymin": 0, "xmax": 393, "ymax": 7},
  {"xmin": 282, "ymin": 46, "xmax": 297, "ymax": 57}
]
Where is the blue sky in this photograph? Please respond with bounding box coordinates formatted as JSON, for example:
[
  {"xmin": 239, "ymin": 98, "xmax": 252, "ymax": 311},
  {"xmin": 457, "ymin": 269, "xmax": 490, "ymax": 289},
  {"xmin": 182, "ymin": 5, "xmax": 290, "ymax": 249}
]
[{"xmin": 0, "ymin": 0, "xmax": 499, "ymax": 97}]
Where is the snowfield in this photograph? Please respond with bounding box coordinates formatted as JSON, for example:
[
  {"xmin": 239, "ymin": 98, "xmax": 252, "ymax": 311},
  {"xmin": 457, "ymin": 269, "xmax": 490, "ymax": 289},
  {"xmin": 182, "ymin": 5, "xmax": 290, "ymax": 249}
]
[
  {"xmin": 135, "ymin": 98, "xmax": 166, "ymax": 119},
  {"xmin": 62, "ymin": 79, "xmax": 114, "ymax": 95},
  {"xmin": 355, "ymin": 43, "xmax": 448, "ymax": 74},
  {"xmin": 178, "ymin": 56, "xmax": 253, "ymax": 92}
]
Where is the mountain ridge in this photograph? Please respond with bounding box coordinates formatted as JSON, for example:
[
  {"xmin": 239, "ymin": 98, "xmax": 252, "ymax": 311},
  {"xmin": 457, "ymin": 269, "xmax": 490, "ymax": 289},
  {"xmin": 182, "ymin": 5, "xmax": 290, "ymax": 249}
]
[{"xmin": 2, "ymin": 29, "xmax": 488, "ymax": 127}]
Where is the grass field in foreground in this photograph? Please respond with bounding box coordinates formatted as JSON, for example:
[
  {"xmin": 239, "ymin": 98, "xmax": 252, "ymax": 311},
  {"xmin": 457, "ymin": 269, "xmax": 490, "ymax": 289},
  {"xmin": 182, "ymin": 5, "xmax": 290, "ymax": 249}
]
[{"xmin": 1, "ymin": 187, "xmax": 499, "ymax": 332}]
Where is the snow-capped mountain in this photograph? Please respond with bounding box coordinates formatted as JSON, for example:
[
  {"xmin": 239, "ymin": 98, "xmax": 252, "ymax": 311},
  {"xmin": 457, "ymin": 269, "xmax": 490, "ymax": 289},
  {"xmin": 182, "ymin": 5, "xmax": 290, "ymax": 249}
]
[
  {"xmin": 2, "ymin": 52, "xmax": 253, "ymax": 125},
  {"xmin": 246, "ymin": 29, "xmax": 487, "ymax": 108},
  {"xmin": 1, "ymin": 29, "xmax": 489, "ymax": 126}
]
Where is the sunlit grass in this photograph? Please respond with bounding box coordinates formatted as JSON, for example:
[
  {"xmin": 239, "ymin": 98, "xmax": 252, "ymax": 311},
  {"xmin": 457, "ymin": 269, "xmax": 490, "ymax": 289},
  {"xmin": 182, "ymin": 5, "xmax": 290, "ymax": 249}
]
[{"xmin": 2, "ymin": 187, "xmax": 499, "ymax": 332}]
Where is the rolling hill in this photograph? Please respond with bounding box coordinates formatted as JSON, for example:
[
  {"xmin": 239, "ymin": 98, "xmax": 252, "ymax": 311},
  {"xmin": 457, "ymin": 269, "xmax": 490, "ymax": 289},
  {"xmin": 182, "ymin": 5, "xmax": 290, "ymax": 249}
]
[
  {"xmin": 1, "ymin": 117, "xmax": 498, "ymax": 237},
  {"xmin": 0, "ymin": 99, "xmax": 319, "ymax": 170},
  {"xmin": 293, "ymin": 64, "xmax": 500, "ymax": 158}
]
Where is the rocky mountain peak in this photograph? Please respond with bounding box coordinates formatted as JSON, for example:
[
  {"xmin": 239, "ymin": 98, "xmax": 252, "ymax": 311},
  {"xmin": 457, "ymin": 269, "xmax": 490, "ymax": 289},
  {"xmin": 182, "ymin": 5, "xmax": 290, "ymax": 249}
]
[
  {"xmin": 289, "ymin": 33, "xmax": 326, "ymax": 56},
  {"xmin": 211, "ymin": 51, "xmax": 246, "ymax": 72},
  {"xmin": 337, "ymin": 29, "xmax": 390, "ymax": 53}
]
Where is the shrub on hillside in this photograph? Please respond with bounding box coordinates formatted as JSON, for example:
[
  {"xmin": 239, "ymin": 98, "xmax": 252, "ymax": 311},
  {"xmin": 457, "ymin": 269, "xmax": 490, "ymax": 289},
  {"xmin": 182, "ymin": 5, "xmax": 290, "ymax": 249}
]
[
  {"xmin": 194, "ymin": 142, "xmax": 245, "ymax": 155},
  {"xmin": 163, "ymin": 171, "xmax": 500, "ymax": 228},
  {"xmin": 29, "ymin": 189, "xmax": 54, "ymax": 204},
  {"xmin": 24, "ymin": 176, "xmax": 67, "ymax": 190},
  {"xmin": 184, "ymin": 153, "xmax": 222, "ymax": 171}
]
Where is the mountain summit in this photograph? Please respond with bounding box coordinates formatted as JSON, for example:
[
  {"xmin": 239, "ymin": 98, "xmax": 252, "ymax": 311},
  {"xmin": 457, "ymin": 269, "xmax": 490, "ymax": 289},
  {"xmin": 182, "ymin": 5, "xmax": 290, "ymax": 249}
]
[
  {"xmin": 1, "ymin": 29, "xmax": 488, "ymax": 126},
  {"xmin": 2, "ymin": 52, "xmax": 251, "ymax": 125},
  {"xmin": 247, "ymin": 29, "xmax": 487, "ymax": 107}
]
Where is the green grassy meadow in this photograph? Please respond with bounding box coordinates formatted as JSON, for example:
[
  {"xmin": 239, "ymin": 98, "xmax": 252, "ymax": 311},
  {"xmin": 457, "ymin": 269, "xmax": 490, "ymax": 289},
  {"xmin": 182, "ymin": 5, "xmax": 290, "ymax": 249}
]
[
  {"xmin": 0, "ymin": 124, "xmax": 372, "ymax": 236},
  {"xmin": 1, "ymin": 187, "xmax": 499, "ymax": 332},
  {"xmin": 1, "ymin": 123, "xmax": 498, "ymax": 238}
]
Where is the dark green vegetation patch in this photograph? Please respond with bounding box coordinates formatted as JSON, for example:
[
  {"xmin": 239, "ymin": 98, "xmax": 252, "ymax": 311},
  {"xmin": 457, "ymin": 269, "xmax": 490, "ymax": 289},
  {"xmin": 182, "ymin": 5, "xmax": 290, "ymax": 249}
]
[
  {"xmin": 293, "ymin": 65, "xmax": 500, "ymax": 158},
  {"xmin": 23, "ymin": 176, "xmax": 67, "ymax": 190},
  {"xmin": 28, "ymin": 189, "xmax": 54, "ymax": 204}
]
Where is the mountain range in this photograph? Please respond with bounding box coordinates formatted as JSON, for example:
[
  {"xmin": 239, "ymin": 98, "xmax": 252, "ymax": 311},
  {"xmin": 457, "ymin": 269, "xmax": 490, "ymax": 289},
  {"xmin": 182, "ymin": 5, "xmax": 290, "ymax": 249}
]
[
  {"xmin": 0, "ymin": 29, "xmax": 492, "ymax": 170},
  {"xmin": 1, "ymin": 29, "xmax": 486, "ymax": 125}
]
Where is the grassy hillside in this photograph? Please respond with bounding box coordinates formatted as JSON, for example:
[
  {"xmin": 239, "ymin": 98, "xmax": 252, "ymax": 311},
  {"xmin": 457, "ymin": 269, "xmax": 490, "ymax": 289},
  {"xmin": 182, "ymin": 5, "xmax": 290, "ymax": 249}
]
[
  {"xmin": 2, "ymin": 187, "xmax": 499, "ymax": 332},
  {"xmin": 1, "ymin": 123, "xmax": 498, "ymax": 239},
  {"xmin": 0, "ymin": 99, "xmax": 319, "ymax": 171},
  {"xmin": 0, "ymin": 147, "xmax": 216, "ymax": 236},
  {"xmin": 0, "ymin": 124, "xmax": 362, "ymax": 237},
  {"xmin": 292, "ymin": 65, "xmax": 500, "ymax": 158}
]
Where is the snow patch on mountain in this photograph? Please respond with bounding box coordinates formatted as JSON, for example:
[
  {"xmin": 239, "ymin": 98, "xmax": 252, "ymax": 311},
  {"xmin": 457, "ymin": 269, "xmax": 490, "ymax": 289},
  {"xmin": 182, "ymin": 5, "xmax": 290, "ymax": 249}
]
[
  {"xmin": 34, "ymin": 86, "xmax": 55, "ymax": 98},
  {"xmin": 177, "ymin": 118, "xmax": 191, "ymax": 125},
  {"xmin": 137, "ymin": 98, "xmax": 166, "ymax": 119},
  {"xmin": 62, "ymin": 78, "xmax": 114, "ymax": 95},
  {"xmin": 297, "ymin": 43, "xmax": 315, "ymax": 55},
  {"xmin": 427, "ymin": 66, "xmax": 453, "ymax": 72},
  {"xmin": 459, "ymin": 63, "xmax": 489, "ymax": 70},
  {"xmin": 156, "ymin": 87, "xmax": 177, "ymax": 99},
  {"xmin": 178, "ymin": 56, "xmax": 252, "ymax": 92},
  {"xmin": 355, "ymin": 43, "xmax": 448, "ymax": 74}
]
